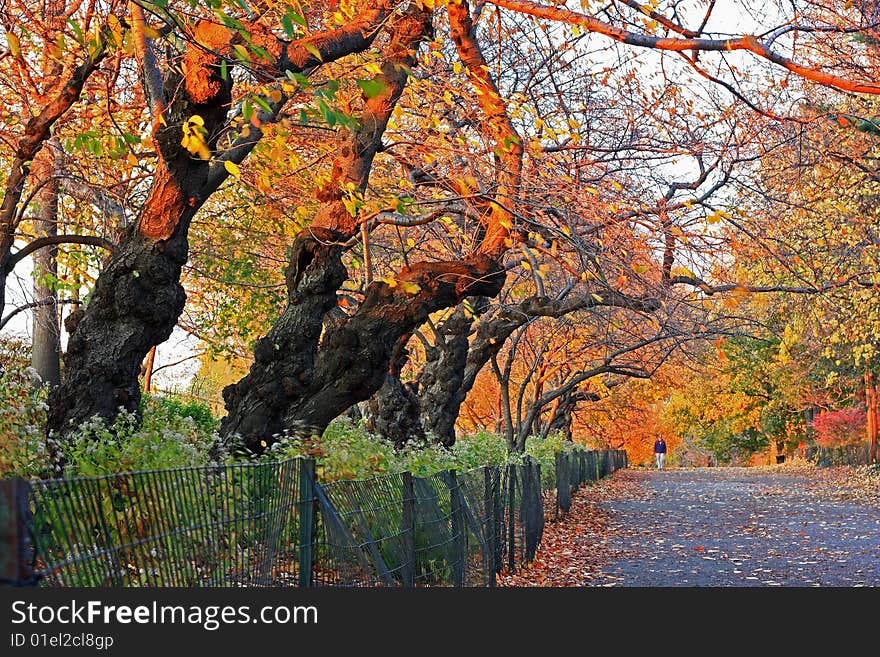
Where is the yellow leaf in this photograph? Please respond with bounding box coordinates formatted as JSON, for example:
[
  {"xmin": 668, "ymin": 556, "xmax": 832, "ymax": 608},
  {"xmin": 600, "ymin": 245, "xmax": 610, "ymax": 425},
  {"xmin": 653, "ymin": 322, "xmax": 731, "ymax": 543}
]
[
  {"xmin": 181, "ymin": 115, "xmax": 211, "ymax": 159},
  {"xmin": 453, "ymin": 61, "xmax": 462, "ymax": 75},
  {"xmin": 141, "ymin": 25, "xmax": 162, "ymax": 40},
  {"xmin": 224, "ymin": 160, "xmax": 241, "ymax": 178},
  {"xmin": 8, "ymin": 33, "xmax": 21, "ymax": 58},
  {"xmin": 108, "ymin": 14, "xmax": 124, "ymax": 49}
]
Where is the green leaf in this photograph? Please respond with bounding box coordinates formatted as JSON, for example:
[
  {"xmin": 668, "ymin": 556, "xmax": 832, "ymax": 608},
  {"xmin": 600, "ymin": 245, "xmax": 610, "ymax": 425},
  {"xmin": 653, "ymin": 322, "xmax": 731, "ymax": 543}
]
[
  {"xmin": 356, "ymin": 78, "xmax": 387, "ymax": 99},
  {"xmin": 289, "ymin": 11, "xmax": 307, "ymax": 28},
  {"xmin": 252, "ymin": 95, "xmax": 272, "ymax": 114},
  {"xmin": 281, "ymin": 14, "xmax": 295, "ymax": 39},
  {"xmin": 67, "ymin": 19, "xmax": 84, "ymax": 44}
]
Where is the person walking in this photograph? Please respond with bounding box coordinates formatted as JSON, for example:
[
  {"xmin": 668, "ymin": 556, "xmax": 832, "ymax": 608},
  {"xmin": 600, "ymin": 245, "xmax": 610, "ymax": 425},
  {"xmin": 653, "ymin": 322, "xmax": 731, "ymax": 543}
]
[{"xmin": 653, "ymin": 435, "xmax": 667, "ymax": 470}]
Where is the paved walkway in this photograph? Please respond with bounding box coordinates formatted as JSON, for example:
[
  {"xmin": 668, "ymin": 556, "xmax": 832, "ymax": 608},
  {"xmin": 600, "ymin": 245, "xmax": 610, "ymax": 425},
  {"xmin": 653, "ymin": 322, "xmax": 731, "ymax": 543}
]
[
  {"xmin": 599, "ymin": 468, "xmax": 879, "ymax": 586},
  {"xmin": 502, "ymin": 466, "xmax": 880, "ymax": 587}
]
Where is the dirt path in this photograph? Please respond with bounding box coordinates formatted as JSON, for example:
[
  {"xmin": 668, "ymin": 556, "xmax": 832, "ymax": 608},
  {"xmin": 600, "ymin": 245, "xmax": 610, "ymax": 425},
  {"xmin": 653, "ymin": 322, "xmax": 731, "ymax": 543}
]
[{"xmin": 500, "ymin": 465, "xmax": 880, "ymax": 587}]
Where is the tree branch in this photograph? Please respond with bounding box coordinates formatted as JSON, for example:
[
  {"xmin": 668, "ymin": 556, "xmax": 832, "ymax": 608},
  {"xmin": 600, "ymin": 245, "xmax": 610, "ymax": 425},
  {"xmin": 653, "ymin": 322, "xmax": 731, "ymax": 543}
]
[
  {"xmin": 1, "ymin": 298, "xmax": 83, "ymax": 330},
  {"xmin": 488, "ymin": 0, "xmax": 880, "ymax": 95},
  {"xmin": 6, "ymin": 235, "xmax": 118, "ymax": 272}
]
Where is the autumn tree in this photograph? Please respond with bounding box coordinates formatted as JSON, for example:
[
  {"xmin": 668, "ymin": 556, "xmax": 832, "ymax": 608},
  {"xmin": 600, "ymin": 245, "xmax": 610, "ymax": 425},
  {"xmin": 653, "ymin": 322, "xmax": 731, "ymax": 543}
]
[{"xmin": 13, "ymin": 0, "xmax": 880, "ymax": 462}]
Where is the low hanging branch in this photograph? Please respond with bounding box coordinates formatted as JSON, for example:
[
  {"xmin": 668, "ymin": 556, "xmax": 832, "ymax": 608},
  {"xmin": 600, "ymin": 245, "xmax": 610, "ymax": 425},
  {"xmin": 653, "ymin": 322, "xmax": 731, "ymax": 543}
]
[
  {"xmin": 488, "ymin": 0, "xmax": 880, "ymax": 95},
  {"xmin": 4, "ymin": 235, "xmax": 117, "ymax": 272},
  {"xmin": 411, "ymin": 284, "xmax": 662, "ymax": 445},
  {"xmin": 1, "ymin": 298, "xmax": 83, "ymax": 331},
  {"xmin": 668, "ymin": 273, "xmax": 880, "ymax": 296}
]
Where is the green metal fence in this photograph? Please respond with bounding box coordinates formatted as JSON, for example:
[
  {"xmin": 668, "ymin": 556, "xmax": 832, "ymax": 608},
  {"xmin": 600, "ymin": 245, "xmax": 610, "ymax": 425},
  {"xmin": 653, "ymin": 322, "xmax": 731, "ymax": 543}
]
[{"xmin": 0, "ymin": 448, "xmax": 626, "ymax": 587}]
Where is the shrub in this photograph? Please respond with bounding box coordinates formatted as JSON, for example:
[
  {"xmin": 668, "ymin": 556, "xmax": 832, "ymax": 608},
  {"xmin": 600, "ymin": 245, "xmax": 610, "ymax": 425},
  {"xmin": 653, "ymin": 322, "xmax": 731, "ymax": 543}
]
[
  {"xmin": 267, "ymin": 419, "xmax": 397, "ymax": 481},
  {"xmin": 266, "ymin": 421, "xmax": 581, "ymax": 489},
  {"xmin": 394, "ymin": 440, "xmax": 459, "ymax": 477},
  {"xmin": 0, "ymin": 363, "xmax": 50, "ymax": 478},
  {"xmin": 140, "ymin": 394, "xmax": 218, "ymax": 434},
  {"xmin": 523, "ymin": 433, "xmax": 578, "ymax": 489},
  {"xmin": 809, "ymin": 407, "xmax": 867, "ymax": 448},
  {"xmin": 450, "ymin": 430, "xmax": 510, "ymax": 470},
  {"xmin": 62, "ymin": 398, "xmax": 218, "ymax": 477}
]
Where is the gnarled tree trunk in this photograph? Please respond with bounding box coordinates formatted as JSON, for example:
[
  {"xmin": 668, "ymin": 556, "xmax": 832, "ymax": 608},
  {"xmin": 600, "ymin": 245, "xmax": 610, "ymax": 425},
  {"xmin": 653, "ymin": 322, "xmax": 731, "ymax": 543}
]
[
  {"xmin": 222, "ymin": 255, "xmax": 505, "ymax": 453},
  {"xmin": 46, "ymin": 52, "xmax": 230, "ymax": 447},
  {"xmin": 364, "ymin": 337, "xmax": 425, "ymax": 447},
  {"xmin": 219, "ymin": 8, "xmax": 438, "ymax": 454},
  {"xmin": 45, "ymin": 12, "xmax": 392, "ymax": 457},
  {"xmin": 419, "ymin": 298, "xmax": 487, "ymax": 445}
]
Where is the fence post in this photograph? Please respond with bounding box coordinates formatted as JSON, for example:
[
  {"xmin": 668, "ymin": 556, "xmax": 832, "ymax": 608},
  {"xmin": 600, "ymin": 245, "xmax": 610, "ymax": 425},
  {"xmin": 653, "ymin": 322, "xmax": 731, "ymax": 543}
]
[
  {"xmin": 482, "ymin": 467, "xmax": 496, "ymax": 587},
  {"xmin": 401, "ymin": 472, "xmax": 416, "ymax": 587},
  {"xmin": 0, "ymin": 479, "xmax": 34, "ymax": 587},
  {"xmin": 506, "ymin": 463, "xmax": 517, "ymax": 573},
  {"xmin": 444, "ymin": 470, "xmax": 466, "ymax": 587},
  {"xmin": 522, "ymin": 457, "xmax": 542, "ymax": 562},
  {"xmin": 555, "ymin": 451, "xmax": 569, "ymax": 517},
  {"xmin": 492, "ymin": 466, "xmax": 503, "ymax": 577},
  {"xmin": 298, "ymin": 458, "xmax": 316, "ymax": 588}
]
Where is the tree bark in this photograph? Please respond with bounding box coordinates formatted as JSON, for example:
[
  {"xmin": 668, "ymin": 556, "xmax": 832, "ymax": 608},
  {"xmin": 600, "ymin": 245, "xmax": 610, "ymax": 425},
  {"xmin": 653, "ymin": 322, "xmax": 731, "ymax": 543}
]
[
  {"xmin": 866, "ymin": 371, "xmax": 878, "ymax": 463},
  {"xmin": 218, "ymin": 229, "xmax": 348, "ymax": 449},
  {"xmin": 30, "ymin": 141, "xmax": 62, "ymax": 387},
  {"xmin": 142, "ymin": 345, "xmax": 157, "ymax": 394}
]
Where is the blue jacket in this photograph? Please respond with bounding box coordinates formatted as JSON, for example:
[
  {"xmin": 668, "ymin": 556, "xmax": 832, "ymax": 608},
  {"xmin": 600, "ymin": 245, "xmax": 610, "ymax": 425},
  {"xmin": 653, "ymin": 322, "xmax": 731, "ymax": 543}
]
[{"xmin": 653, "ymin": 439, "xmax": 667, "ymax": 454}]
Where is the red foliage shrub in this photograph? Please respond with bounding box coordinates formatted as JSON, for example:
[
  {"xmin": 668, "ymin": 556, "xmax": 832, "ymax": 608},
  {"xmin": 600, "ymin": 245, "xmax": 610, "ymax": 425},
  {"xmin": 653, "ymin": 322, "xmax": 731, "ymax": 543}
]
[{"xmin": 809, "ymin": 407, "xmax": 867, "ymax": 448}]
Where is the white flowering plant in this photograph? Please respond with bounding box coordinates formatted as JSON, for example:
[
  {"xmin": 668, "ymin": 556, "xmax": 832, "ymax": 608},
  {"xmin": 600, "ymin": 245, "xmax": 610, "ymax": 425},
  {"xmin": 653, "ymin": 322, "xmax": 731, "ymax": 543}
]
[
  {"xmin": 61, "ymin": 398, "xmax": 220, "ymax": 477},
  {"xmin": 0, "ymin": 361, "xmax": 50, "ymax": 478}
]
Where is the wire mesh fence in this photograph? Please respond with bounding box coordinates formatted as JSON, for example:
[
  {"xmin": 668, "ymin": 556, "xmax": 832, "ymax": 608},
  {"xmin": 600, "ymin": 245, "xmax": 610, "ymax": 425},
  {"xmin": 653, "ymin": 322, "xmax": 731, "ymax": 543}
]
[
  {"xmin": 0, "ymin": 448, "xmax": 627, "ymax": 588},
  {"xmin": 554, "ymin": 449, "xmax": 627, "ymax": 517}
]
